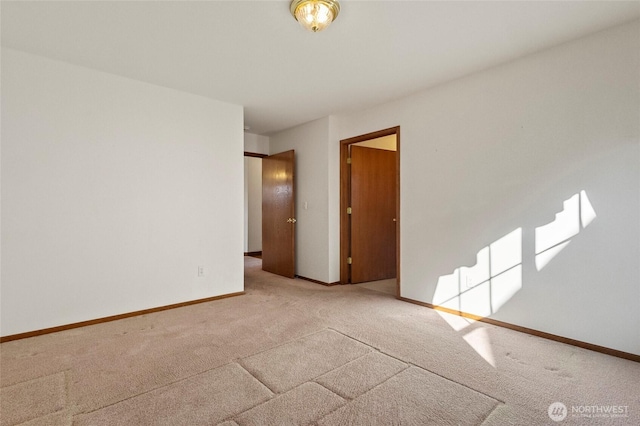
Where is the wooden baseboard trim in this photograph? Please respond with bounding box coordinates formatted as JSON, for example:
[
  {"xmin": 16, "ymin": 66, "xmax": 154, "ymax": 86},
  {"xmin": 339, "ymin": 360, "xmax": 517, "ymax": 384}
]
[
  {"xmin": 244, "ymin": 251, "xmax": 262, "ymax": 258},
  {"xmin": 397, "ymin": 296, "xmax": 640, "ymax": 363},
  {"xmin": 0, "ymin": 292, "xmax": 246, "ymax": 343},
  {"xmin": 295, "ymin": 275, "xmax": 340, "ymax": 286}
]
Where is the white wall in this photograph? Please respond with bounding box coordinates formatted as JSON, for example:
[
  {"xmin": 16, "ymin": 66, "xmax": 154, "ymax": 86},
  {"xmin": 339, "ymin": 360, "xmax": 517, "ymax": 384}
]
[
  {"xmin": 273, "ymin": 21, "xmax": 640, "ymax": 354},
  {"xmin": 270, "ymin": 117, "xmax": 332, "ymax": 283},
  {"xmin": 244, "ymin": 157, "xmax": 262, "ymax": 252},
  {"xmin": 244, "ymin": 132, "xmax": 269, "ymax": 155},
  {"xmin": 1, "ymin": 48, "xmax": 245, "ymax": 336},
  {"xmin": 335, "ymin": 21, "xmax": 640, "ymax": 355},
  {"xmin": 243, "ymin": 132, "xmax": 268, "ymax": 253}
]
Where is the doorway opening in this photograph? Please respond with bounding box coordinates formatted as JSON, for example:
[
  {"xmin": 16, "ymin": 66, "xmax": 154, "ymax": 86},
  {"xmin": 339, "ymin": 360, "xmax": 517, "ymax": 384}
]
[
  {"xmin": 340, "ymin": 127, "xmax": 400, "ymax": 297},
  {"xmin": 244, "ymin": 150, "xmax": 297, "ymax": 279},
  {"xmin": 244, "ymin": 152, "xmax": 267, "ymax": 259}
]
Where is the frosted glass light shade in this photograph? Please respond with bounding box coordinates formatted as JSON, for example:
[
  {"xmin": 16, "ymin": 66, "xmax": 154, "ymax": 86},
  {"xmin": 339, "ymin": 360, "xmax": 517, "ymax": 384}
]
[{"xmin": 290, "ymin": 0, "xmax": 340, "ymax": 33}]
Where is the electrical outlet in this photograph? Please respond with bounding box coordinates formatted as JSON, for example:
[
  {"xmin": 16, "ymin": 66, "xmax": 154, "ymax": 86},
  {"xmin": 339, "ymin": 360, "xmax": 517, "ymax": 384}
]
[{"xmin": 198, "ymin": 266, "xmax": 204, "ymax": 277}]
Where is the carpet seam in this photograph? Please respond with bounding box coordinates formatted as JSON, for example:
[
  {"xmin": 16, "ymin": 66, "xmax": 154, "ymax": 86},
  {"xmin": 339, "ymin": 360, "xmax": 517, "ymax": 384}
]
[
  {"xmin": 310, "ymin": 381, "xmax": 352, "ymax": 421},
  {"xmin": 230, "ymin": 330, "xmax": 374, "ymax": 423},
  {"xmin": 479, "ymin": 402, "xmax": 507, "ymax": 426},
  {"xmin": 220, "ymin": 363, "xmax": 276, "ymax": 425},
  {"xmin": 0, "ymin": 370, "xmax": 66, "ymax": 390},
  {"xmin": 406, "ymin": 363, "xmax": 505, "ymax": 404},
  {"xmin": 314, "ymin": 363, "xmax": 503, "ymax": 425},
  {"xmin": 232, "ymin": 382, "xmax": 350, "ymax": 426},
  {"xmin": 234, "ymin": 361, "xmax": 278, "ymax": 395},
  {"xmin": 72, "ymin": 360, "xmax": 255, "ymax": 417},
  {"xmin": 312, "ymin": 366, "xmax": 413, "ymax": 423},
  {"xmin": 235, "ymin": 328, "xmax": 330, "ymax": 361},
  {"xmin": 328, "ymin": 327, "xmax": 505, "ymax": 404},
  {"xmin": 62, "ymin": 369, "xmax": 76, "ymax": 416},
  {"xmin": 236, "ymin": 328, "xmax": 372, "ymax": 396},
  {"xmin": 310, "ymin": 351, "xmax": 374, "ymax": 399},
  {"xmin": 0, "ymin": 370, "xmax": 71, "ymax": 426}
]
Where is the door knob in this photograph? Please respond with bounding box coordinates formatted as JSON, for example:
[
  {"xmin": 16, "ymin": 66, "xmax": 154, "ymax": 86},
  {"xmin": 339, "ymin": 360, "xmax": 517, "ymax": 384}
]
[{"xmin": 287, "ymin": 218, "xmax": 297, "ymax": 223}]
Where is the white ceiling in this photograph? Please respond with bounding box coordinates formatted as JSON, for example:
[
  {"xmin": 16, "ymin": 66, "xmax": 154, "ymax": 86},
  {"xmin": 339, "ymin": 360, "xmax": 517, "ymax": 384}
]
[{"xmin": 2, "ymin": 1, "xmax": 639, "ymax": 135}]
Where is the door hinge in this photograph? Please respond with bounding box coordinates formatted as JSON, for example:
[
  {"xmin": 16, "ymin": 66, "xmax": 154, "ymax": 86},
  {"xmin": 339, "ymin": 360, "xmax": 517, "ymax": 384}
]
[
  {"xmin": 346, "ymin": 157, "xmax": 352, "ymax": 164},
  {"xmin": 347, "ymin": 257, "xmax": 352, "ymax": 265},
  {"xmin": 347, "ymin": 207, "xmax": 352, "ymax": 215}
]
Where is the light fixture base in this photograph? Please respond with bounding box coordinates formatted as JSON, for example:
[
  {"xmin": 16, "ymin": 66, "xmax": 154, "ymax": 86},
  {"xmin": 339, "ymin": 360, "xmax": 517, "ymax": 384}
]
[{"xmin": 290, "ymin": 0, "xmax": 340, "ymax": 33}]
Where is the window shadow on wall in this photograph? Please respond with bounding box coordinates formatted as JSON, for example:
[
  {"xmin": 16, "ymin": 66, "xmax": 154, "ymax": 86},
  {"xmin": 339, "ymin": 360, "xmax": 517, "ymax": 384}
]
[{"xmin": 432, "ymin": 190, "xmax": 596, "ymax": 367}]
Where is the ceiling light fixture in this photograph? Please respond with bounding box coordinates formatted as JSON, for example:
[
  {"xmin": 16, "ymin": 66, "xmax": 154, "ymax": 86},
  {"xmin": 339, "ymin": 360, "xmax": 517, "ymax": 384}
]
[{"xmin": 290, "ymin": 0, "xmax": 340, "ymax": 33}]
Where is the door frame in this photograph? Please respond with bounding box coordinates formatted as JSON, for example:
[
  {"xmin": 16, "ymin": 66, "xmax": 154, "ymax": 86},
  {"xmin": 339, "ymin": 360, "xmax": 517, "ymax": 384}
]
[
  {"xmin": 244, "ymin": 151, "xmax": 268, "ymax": 159},
  {"xmin": 340, "ymin": 126, "xmax": 401, "ymax": 295}
]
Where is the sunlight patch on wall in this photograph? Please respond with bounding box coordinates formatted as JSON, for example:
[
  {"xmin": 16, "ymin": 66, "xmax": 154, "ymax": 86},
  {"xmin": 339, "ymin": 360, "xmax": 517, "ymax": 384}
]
[
  {"xmin": 535, "ymin": 191, "xmax": 596, "ymax": 271},
  {"xmin": 433, "ymin": 228, "xmax": 523, "ymax": 318},
  {"xmin": 431, "ymin": 190, "xmax": 597, "ymax": 368},
  {"xmin": 580, "ymin": 190, "xmax": 597, "ymax": 227}
]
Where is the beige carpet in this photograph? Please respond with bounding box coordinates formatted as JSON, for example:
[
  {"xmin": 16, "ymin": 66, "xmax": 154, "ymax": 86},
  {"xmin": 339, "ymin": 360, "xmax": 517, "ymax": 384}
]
[
  {"xmin": 355, "ymin": 279, "xmax": 396, "ymax": 295},
  {"xmin": 1, "ymin": 256, "xmax": 639, "ymax": 425}
]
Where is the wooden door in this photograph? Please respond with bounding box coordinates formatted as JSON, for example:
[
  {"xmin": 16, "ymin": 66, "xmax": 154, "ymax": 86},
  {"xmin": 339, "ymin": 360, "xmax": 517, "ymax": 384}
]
[
  {"xmin": 350, "ymin": 146, "xmax": 397, "ymax": 283},
  {"xmin": 262, "ymin": 150, "xmax": 296, "ymax": 278}
]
